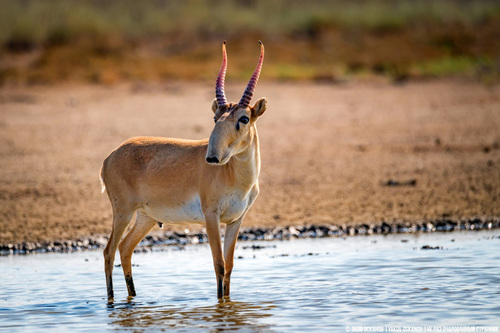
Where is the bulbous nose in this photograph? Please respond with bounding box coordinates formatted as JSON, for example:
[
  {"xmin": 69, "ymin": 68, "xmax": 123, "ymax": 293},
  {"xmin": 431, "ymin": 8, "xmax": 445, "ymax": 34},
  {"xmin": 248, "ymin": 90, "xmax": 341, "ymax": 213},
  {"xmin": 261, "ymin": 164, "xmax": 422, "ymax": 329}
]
[{"xmin": 206, "ymin": 156, "xmax": 220, "ymax": 164}]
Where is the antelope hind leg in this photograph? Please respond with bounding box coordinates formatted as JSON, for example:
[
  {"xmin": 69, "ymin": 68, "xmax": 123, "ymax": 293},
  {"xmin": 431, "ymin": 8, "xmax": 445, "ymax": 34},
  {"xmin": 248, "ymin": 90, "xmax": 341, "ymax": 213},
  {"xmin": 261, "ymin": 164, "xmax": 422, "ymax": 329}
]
[
  {"xmin": 118, "ymin": 212, "xmax": 157, "ymax": 297},
  {"xmin": 104, "ymin": 209, "xmax": 135, "ymax": 303}
]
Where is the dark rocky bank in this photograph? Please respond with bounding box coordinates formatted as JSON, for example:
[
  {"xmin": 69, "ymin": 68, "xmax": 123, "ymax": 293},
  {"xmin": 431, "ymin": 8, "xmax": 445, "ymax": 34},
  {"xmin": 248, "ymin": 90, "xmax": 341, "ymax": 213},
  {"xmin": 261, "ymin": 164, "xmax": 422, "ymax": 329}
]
[{"xmin": 1, "ymin": 217, "xmax": 499, "ymax": 256}]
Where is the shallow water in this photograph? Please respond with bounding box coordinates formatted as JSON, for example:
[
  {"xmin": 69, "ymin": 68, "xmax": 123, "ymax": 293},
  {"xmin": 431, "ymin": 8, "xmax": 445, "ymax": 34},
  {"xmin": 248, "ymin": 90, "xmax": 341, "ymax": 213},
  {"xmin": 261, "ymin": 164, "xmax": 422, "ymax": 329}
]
[{"xmin": 1, "ymin": 231, "xmax": 499, "ymax": 332}]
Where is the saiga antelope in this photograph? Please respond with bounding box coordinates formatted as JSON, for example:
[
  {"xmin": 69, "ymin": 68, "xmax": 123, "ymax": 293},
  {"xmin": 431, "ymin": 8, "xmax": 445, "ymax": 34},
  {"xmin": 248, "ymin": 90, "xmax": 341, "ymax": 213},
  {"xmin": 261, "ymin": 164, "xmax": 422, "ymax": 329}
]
[{"xmin": 100, "ymin": 41, "xmax": 267, "ymax": 302}]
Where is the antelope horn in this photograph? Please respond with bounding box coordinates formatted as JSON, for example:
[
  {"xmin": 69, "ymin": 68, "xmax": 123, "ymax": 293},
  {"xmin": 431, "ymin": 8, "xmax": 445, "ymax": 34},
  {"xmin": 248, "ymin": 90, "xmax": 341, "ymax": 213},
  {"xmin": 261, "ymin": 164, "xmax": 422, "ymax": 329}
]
[
  {"xmin": 215, "ymin": 41, "xmax": 228, "ymax": 108},
  {"xmin": 239, "ymin": 41, "xmax": 264, "ymax": 107}
]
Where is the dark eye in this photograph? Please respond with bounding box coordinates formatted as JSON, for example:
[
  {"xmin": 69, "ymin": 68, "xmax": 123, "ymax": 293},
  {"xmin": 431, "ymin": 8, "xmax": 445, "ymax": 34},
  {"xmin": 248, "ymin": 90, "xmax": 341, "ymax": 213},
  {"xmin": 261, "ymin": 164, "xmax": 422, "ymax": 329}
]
[
  {"xmin": 214, "ymin": 117, "xmax": 217, "ymax": 123},
  {"xmin": 239, "ymin": 116, "xmax": 249, "ymax": 124}
]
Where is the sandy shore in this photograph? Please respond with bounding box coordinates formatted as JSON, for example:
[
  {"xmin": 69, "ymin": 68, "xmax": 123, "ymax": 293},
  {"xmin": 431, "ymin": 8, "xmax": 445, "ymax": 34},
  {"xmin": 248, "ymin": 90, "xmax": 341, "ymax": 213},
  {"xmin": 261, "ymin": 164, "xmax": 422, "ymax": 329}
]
[{"xmin": 0, "ymin": 80, "xmax": 499, "ymax": 248}]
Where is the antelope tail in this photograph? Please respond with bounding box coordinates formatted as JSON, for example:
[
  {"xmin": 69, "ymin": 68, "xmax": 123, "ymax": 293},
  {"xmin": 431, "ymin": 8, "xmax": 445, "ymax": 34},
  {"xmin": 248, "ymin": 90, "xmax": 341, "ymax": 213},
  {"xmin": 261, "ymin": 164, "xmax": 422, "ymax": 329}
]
[{"xmin": 99, "ymin": 167, "xmax": 106, "ymax": 193}]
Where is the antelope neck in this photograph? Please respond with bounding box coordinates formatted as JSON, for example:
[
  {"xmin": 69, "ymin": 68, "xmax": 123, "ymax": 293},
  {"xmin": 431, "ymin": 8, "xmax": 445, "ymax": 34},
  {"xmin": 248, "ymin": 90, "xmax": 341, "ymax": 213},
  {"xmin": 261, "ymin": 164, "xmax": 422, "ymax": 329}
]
[{"xmin": 228, "ymin": 126, "xmax": 260, "ymax": 188}]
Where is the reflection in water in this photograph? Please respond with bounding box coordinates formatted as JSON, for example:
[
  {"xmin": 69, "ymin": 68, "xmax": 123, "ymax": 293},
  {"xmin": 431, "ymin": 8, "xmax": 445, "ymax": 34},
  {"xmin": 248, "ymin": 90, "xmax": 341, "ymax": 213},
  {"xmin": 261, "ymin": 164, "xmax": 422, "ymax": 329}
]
[{"xmin": 108, "ymin": 298, "xmax": 275, "ymax": 331}]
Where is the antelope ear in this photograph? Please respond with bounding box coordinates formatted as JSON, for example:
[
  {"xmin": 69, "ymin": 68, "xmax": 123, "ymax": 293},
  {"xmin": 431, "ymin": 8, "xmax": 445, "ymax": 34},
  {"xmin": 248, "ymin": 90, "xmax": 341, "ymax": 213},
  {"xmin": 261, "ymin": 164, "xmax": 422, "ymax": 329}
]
[
  {"xmin": 251, "ymin": 97, "xmax": 267, "ymax": 118},
  {"xmin": 211, "ymin": 98, "xmax": 218, "ymax": 113}
]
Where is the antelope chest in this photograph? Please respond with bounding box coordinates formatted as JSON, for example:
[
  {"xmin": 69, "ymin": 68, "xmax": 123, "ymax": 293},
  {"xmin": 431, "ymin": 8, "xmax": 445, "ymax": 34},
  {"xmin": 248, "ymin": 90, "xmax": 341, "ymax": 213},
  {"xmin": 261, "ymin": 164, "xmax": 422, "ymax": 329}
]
[{"xmin": 219, "ymin": 191, "xmax": 252, "ymax": 223}]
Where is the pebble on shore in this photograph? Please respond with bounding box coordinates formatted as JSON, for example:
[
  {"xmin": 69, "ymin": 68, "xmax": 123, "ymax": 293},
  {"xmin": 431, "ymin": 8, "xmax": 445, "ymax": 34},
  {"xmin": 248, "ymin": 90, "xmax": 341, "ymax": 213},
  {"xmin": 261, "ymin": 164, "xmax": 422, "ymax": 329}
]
[{"xmin": 1, "ymin": 218, "xmax": 498, "ymax": 256}]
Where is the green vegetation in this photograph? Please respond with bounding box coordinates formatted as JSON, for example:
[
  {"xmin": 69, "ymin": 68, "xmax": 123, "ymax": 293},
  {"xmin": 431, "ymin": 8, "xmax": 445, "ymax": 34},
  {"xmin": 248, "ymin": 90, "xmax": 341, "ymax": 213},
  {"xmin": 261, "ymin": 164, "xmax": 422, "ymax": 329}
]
[{"xmin": 1, "ymin": 0, "xmax": 499, "ymax": 84}]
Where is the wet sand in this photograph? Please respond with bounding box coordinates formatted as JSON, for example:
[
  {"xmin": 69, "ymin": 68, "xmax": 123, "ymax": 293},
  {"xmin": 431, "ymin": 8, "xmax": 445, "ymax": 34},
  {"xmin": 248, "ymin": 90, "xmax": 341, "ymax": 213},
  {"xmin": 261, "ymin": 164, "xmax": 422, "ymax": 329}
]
[{"xmin": 0, "ymin": 80, "xmax": 499, "ymax": 248}]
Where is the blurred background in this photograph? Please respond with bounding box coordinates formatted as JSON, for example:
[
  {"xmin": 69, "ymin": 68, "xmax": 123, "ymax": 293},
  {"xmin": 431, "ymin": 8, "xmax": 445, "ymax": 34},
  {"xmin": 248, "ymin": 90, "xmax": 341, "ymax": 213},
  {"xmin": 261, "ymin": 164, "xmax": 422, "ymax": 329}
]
[
  {"xmin": 1, "ymin": 0, "xmax": 500, "ymax": 85},
  {"xmin": 1, "ymin": 0, "xmax": 499, "ymax": 246}
]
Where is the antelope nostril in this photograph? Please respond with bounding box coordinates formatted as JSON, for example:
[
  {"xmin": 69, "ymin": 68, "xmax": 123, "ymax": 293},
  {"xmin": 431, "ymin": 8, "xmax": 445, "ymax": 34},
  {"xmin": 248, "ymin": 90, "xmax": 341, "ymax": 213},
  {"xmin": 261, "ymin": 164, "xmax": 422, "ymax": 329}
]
[{"xmin": 206, "ymin": 156, "xmax": 220, "ymax": 164}]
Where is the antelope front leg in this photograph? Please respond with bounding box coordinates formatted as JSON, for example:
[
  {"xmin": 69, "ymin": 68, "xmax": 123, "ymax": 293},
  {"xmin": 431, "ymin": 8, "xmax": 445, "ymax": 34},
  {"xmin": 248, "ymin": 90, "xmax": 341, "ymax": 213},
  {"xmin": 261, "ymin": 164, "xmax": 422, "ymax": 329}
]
[
  {"xmin": 223, "ymin": 217, "xmax": 243, "ymax": 297},
  {"xmin": 205, "ymin": 213, "xmax": 225, "ymax": 299}
]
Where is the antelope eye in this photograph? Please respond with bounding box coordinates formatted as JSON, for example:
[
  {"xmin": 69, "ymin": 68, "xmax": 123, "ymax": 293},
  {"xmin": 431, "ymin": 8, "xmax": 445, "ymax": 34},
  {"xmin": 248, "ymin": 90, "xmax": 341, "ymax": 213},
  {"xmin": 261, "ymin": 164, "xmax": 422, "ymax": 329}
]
[
  {"xmin": 214, "ymin": 117, "xmax": 217, "ymax": 123},
  {"xmin": 239, "ymin": 116, "xmax": 249, "ymax": 124}
]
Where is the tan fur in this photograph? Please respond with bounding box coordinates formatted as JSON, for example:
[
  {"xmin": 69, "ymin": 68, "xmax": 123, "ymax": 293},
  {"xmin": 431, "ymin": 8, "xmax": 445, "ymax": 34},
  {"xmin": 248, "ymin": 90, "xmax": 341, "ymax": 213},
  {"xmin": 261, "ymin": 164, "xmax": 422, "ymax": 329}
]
[{"xmin": 102, "ymin": 97, "xmax": 267, "ymax": 302}]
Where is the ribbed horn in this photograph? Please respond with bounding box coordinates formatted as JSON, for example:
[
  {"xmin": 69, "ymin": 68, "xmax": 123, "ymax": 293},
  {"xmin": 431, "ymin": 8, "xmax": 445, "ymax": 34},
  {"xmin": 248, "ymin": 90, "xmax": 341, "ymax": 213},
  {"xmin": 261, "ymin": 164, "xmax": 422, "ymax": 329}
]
[
  {"xmin": 239, "ymin": 41, "xmax": 264, "ymax": 107},
  {"xmin": 215, "ymin": 41, "xmax": 228, "ymax": 108}
]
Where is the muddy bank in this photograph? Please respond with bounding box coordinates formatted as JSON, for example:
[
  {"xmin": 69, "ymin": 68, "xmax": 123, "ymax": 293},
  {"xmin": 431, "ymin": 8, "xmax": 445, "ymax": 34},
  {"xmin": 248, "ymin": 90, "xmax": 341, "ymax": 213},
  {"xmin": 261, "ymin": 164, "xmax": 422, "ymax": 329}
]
[
  {"xmin": 1, "ymin": 218, "xmax": 498, "ymax": 256},
  {"xmin": 0, "ymin": 81, "xmax": 499, "ymax": 246}
]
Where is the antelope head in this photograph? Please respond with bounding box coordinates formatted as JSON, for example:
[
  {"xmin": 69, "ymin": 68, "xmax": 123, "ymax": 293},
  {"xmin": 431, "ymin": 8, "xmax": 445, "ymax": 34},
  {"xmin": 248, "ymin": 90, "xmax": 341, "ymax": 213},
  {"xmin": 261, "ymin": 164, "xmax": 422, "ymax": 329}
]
[{"xmin": 206, "ymin": 41, "xmax": 267, "ymax": 165}]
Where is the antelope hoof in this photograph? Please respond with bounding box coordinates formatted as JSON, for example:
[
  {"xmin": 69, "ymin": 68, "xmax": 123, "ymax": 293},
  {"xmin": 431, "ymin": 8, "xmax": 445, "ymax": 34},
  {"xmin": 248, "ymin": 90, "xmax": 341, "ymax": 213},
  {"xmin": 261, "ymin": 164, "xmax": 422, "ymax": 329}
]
[
  {"xmin": 106, "ymin": 280, "xmax": 114, "ymax": 303},
  {"xmin": 217, "ymin": 277, "xmax": 224, "ymax": 299},
  {"xmin": 125, "ymin": 274, "xmax": 137, "ymax": 297}
]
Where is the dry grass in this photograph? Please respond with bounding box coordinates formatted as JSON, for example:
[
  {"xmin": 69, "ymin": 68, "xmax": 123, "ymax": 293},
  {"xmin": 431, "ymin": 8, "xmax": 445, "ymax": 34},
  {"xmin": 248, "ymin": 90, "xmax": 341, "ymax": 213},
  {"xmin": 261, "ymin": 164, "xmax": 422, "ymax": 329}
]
[
  {"xmin": 1, "ymin": 0, "xmax": 500, "ymax": 84},
  {"xmin": 0, "ymin": 80, "xmax": 499, "ymax": 244}
]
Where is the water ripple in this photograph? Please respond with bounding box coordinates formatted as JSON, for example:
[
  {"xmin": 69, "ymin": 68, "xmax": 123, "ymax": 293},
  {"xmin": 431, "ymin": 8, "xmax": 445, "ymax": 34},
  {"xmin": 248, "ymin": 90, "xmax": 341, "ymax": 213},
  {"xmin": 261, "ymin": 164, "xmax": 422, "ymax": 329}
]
[{"xmin": 0, "ymin": 230, "xmax": 499, "ymax": 331}]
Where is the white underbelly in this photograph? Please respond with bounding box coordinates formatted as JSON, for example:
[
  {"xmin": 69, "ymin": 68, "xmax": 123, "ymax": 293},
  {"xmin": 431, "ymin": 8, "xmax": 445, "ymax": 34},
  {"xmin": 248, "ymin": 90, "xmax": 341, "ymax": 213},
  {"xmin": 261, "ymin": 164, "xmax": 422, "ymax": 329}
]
[
  {"xmin": 141, "ymin": 189, "xmax": 256, "ymax": 224},
  {"xmin": 143, "ymin": 195, "xmax": 205, "ymax": 224}
]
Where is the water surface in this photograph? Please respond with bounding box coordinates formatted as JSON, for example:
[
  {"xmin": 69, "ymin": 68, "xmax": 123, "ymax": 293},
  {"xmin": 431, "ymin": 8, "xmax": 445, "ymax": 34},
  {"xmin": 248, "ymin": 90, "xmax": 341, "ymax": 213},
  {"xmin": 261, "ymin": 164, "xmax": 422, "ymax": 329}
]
[{"xmin": 1, "ymin": 231, "xmax": 499, "ymax": 332}]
